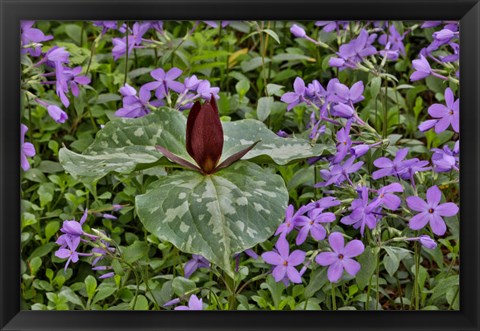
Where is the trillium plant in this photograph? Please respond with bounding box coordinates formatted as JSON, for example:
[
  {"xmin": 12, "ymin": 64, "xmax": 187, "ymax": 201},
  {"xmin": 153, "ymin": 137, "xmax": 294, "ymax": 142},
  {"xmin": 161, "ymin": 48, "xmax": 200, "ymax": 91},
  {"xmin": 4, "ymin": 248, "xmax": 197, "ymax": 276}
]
[
  {"xmin": 155, "ymin": 95, "xmax": 259, "ymax": 175},
  {"xmin": 21, "ymin": 20, "xmax": 459, "ymax": 311}
]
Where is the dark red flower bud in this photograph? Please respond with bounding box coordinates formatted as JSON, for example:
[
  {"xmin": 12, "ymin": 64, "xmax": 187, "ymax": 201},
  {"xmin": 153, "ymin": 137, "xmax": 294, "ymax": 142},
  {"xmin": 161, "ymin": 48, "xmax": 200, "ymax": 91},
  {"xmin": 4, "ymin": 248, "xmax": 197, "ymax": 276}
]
[
  {"xmin": 156, "ymin": 94, "xmax": 259, "ymax": 175},
  {"xmin": 186, "ymin": 95, "xmax": 224, "ymax": 174}
]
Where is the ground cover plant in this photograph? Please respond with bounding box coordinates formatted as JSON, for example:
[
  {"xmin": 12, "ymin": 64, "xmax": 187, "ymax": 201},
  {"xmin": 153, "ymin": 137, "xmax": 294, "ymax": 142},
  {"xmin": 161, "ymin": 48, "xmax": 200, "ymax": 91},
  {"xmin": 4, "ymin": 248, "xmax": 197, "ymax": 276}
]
[{"xmin": 20, "ymin": 20, "xmax": 460, "ymax": 311}]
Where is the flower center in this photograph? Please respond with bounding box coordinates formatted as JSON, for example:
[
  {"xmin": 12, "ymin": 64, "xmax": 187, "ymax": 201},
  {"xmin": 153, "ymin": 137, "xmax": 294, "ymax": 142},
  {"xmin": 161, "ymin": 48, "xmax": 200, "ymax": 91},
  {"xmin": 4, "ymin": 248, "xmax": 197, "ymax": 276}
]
[
  {"xmin": 449, "ymin": 110, "xmax": 454, "ymax": 115},
  {"xmin": 338, "ymin": 254, "xmax": 344, "ymax": 260},
  {"xmin": 309, "ymin": 220, "xmax": 314, "ymax": 225},
  {"xmin": 380, "ymin": 193, "xmax": 385, "ymax": 198},
  {"xmin": 283, "ymin": 260, "xmax": 288, "ymax": 266},
  {"xmin": 343, "ymin": 141, "xmax": 347, "ymax": 145},
  {"xmin": 428, "ymin": 208, "xmax": 434, "ymax": 213}
]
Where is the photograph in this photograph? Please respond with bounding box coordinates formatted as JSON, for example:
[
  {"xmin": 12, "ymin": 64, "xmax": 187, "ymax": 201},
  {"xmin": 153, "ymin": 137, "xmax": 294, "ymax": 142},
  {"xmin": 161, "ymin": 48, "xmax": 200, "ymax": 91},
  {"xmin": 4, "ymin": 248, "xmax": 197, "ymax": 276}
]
[{"xmin": 20, "ymin": 19, "xmax": 460, "ymax": 312}]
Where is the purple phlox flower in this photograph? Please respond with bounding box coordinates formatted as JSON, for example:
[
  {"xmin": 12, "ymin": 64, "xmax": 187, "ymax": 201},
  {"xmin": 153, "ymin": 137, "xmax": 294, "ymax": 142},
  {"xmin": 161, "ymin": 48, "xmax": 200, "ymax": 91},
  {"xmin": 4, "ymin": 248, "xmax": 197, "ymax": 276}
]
[
  {"xmin": 175, "ymin": 75, "xmax": 220, "ymax": 110},
  {"xmin": 330, "ymin": 81, "xmax": 365, "ymax": 104},
  {"xmin": 92, "ymin": 265, "xmax": 115, "ymax": 279},
  {"xmin": 21, "ymin": 21, "xmax": 53, "ymax": 57},
  {"xmin": 92, "ymin": 21, "xmax": 124, "ymax": 34},
  {"xmin": 91, "ymin": 243, "xmax": 115, "ymax": 266},
  {"xmin": 371, "ymin": 183, "xmax": 404, "ymax": 210},
  {"xmin": 174, "ymin": 295, "xmax": 204, "ymax": 310},
  {"xmin": 203, "ymin": 21, "xmax": 231, "ymax": 29},
  {"xmin": 315, "ymin": 232, "xmax": 365, "ymax": 283},
  {"xmin": 45, "ymin": 46, "xmax": 70, "ymax": 65},
  {"xmin": 433, "ymin": 29, "xmax": 459, "ymax": 43},
  {"xmin": 410, "ymin": 55, "xmax": 432, "ymax": 81},
  {"xmin": 406, "ymin": 185, "xmax": 459, "ymax": 236},
  {"xmin": 340, "ymin": 186, "xmax": 379, "ymax": 236},
  {"xmin": 379, "ymin": 41, "xmax": 400, "ymax": 61},
  {"xmin": 244, "ymin": 249, "xmax": 259, "ymax": 259},
  {"xmin": 276, "ymin": 130, "xmax": 288, "ymax": 138},
  {"xmin": 116, "ymin": 83, "xmax": 161, "ymax": 118},
  {"xmin": 54, "ymin": 242, "xmax": 80, "ymax": 272},
  {"xmin": 295, "ymin": 209, "xmax": 336, "ymax": 245},
  {"xmin": 184, "ymin": 75, "xmax": 202, "ymax": 91},
  {"xmin": 196, "ymin": 80, "xmax": 220, "ymax": 100},
  {"xmin": 21, "ymin": 124, "xmax": 36, "ymax": 171},
  {"xmin": 261, "ymin": 237, "xmax": 306, "ymax": 284},
  {"xmin": 421, "ymin": 21, "xmax": 442, "ymax": 28},
  {"xmin": 112, "ymin": 204, "xmax": 124, "ymax": 211},
  {"xmin": 47, "ymin": 104, "xmax": 68, "ymax": 123},
  {"xmin": 281, "ymin": 77, "xmax": 306, "ymax": 111},
  {"xmin": 131, "ymin": 22, "xmax": 151, "ymax": 44},
  {"xmin": 35, "ymin": 99, "xmax": 68, "ymax": 124},
  {"xmin": 62, "ymin": 66, "xmax": 91, "ymax": 97},
  {"xmin": 112, "ymin": 37, "xmax": 134, "ymax": 61},
  {"xmin": 293, "ymin": 197, "xmax": 340, "ymax": 219},
  {"xmin": 141, "ymin": 67, "xmax": 185, "ymax": 100},
  {"xmin": 99, "ymin": 272, "xmax": 115, "ymax": 279},
  {"xmin": 101, "ymin": 213, "xmax": 117, "ymax": 220},
  {"xmin": 331, "ymin": 103, "xmax": 365, "ymax": 125},
  {"xmin": 350, "ymin": 141, "xmax": 383, "ymax": 158},
  {"xmin": 309, "ymin": 121, "xmax": 327, "ymax": 141},
  {"xmin": 425, "ymin": 88, "xmax": 459, "ymax": 134},
  {"xmin": 332, "ymin": 120, "xmax": 352, "ymax": 163},
  {"xmin": 440, "ymin": 42, "xmax": 459, "ymax": 63},
  {"xmin": 315, "ymin": 21, "xmax": 348, "ymax": 33},
  {"xmin": 111, "ymin": 22, "xmax": 150, "ymax": 60},
  {"xmin": 431, "ymin": 143, "xmax": 459, "ymax": 172},
  {"xmin": 56, "ymin": 209, "xmax": 90, "ymax": 251},
  {"xmin": 290, "ymin": 24, "xmax": 306, "ymax": 38},
  {"xmin": 406, "ymin": 235, "xmax": 437, "ymax": 249},
  {"xmin": 163, "ymin": 298, "xmax": 181, "ymax": 307},
  {"xmin": 53, "ymin": 66, "xmax": 91, "ymax": 107},
  {"xmin": 315, "ymin": 156, "xmax": 364, "ymax": 187},
  {"xmin": 305, "ymin": 79, "xmax": 326, "ymax": 102},
  {"xmin": 378, "ymin": 24, "xmax": 406, "ymax": 58},
  {"xmin": 184, "ymin": 254, "xmax": 210, "ymax": 278},
  {"xmin": 399, "ymin": 159, "xmax": 432, "ymax": 187},
  {"xmin": 329, "ymin": 29, "xmax": 377, "ymax": 70},
  {"xmin": 372, "ymin": 148, "xmax": 418, "ymax": 180},
  {"xmin": 275, "ymin": 204, "xmax": 298, "ymax": 237},
  {"xmin": 150, "ymin": 21, "xmax": 164, "ymax": 34}
]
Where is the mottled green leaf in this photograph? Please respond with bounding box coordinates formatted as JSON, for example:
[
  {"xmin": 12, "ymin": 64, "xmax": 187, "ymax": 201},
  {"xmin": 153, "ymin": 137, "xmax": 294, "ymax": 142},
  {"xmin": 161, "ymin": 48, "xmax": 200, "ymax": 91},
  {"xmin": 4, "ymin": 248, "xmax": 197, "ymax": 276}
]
[
  {"xmin": 59, "ymin": 108, "xmax": 329, "ymax": 181},
  {"xmin": 136, "ymin": 161, "xmax": 288, "ymax": 276}
]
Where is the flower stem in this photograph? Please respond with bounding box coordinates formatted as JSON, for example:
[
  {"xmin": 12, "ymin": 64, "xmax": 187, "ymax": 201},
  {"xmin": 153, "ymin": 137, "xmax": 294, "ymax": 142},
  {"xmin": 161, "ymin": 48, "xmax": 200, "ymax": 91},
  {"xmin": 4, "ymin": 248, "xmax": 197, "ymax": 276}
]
[
  {"xmin": 414, "ymin": 240, "xmax": 420, "ymax": 310},
  {"xmin": 124, "ymin": 21, "xmax": 129, "ymax": 86},
  {"xmin": 376, "ymin": 249, "xmax": 380, "ymax": 310},
  {"xmin": 331, "ymin": 283, "xmax": 337, "ymax": 310}
]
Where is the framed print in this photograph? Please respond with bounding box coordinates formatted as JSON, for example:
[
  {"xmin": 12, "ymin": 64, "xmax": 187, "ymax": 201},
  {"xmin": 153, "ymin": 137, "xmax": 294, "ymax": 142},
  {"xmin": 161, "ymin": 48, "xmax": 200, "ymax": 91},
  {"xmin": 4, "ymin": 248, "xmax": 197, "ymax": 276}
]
[{"xmin": 1, "ymin": 0, "xmax": 479, "ymax": 330}]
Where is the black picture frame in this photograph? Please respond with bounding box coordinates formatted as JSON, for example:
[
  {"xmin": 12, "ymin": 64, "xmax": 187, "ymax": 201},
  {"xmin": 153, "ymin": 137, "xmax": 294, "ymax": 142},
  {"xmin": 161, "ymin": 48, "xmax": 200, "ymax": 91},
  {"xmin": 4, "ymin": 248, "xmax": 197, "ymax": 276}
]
[{"xmin": 1, "ymin": 0, "xmax": 479, "ymax": 330}]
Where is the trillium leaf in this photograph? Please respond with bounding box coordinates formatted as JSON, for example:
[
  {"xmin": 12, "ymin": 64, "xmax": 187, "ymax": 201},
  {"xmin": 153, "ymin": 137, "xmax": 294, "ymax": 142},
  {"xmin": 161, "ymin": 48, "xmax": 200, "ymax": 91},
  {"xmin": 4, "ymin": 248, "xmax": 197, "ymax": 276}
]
[
  {"xmin": 59, "ymin": 108, "xmax": 331, "ymax": 180},
  {"xmin": 135, "ymin": 161, "xmax": 288, "ymax": 277}
]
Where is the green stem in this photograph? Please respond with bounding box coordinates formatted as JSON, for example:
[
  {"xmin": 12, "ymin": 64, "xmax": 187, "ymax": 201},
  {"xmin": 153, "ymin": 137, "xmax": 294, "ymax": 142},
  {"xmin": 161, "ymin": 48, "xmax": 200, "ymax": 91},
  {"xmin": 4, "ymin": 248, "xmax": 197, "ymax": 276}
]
[
  {"xmin": 414, "ymin": 240, "xmax": 420, "ymax": 310},
  {"xmin": 382, "ymin": 78, "xmax": 388, "ymax": 138},
  {"xmin": 395, "ymin": 271, "xmax": 404, "ymax": 310},
  {"xmin": 142, "ymin": 265, "xmax": 160, "ymax": 310},
  {"xmin": 366, "ymin": 275, "xmax": 372, "ymax": 310},
  {"xmin": 86, "ymin": 35, "xmax": 100, "ymax": 75},
  {"xmin": 331, "ymin": 283, "xmax": 337, "ymax": 310},
  {"xmin": 124, "ymin": 21, "xmax": 129, "ymax": 85},
  {"xmin": 376, "ymin": 247, "xmax": 380, "ymax": 310}
]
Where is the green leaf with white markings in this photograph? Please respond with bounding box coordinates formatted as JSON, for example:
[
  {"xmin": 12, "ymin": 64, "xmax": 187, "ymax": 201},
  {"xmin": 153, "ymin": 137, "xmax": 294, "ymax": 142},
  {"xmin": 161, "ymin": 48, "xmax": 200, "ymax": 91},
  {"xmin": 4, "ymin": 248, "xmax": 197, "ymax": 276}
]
[
  {"xmin": 59, "ymin": 108, "xmax": 330, "ymax": 181},
  {"xmin": 135, "ymin": 161, "xmax": 288, "ymax": 277}
]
